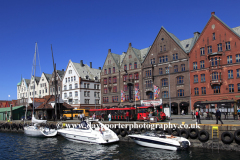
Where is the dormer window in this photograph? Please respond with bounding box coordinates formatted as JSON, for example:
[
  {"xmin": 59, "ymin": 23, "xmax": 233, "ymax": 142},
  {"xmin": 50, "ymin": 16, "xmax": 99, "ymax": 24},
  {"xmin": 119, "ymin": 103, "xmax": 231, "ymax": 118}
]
[
  {"xmin": 86, "ymin": 75, "xmax": 89, "ymax": 80},
  {"xmin": 95, "ymin": 77, "xmax": 98, "ymax": 80},
  {"xmin": 186, "ymin": 44, "xmax": 189, "ymax": 48},
  {"xmin": 69, "ymin": 70, "xmax": 72, "ymax": 74}
]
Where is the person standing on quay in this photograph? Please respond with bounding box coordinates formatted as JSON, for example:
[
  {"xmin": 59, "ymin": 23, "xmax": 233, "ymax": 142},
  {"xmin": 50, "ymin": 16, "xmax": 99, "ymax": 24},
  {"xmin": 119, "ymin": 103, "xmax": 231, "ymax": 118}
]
[
  {"xmin": 108, "ymin": 113, "xmax": 111, "ymax": 121},
  {"xmin": 215, "ymin": 108, "xmax": 223, "ymax": 124},
  {"xmin": 196, "ymin": 109, "xmax": 201, "ymax": 124},
  {"xmin": 126, "ymin": 111, "xmax": 129, "ymax": 122}
]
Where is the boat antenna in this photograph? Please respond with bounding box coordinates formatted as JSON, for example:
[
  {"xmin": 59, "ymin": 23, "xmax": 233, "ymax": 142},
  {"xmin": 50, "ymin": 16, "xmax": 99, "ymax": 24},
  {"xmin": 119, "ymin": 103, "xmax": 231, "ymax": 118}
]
[{"xmin": 51, "ymin": 44, "xmax": 58, "ymax": 118}]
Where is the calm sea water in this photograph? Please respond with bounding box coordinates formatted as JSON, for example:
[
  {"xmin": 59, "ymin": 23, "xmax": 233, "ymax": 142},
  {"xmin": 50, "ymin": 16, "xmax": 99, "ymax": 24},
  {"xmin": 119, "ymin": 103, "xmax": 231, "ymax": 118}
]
[{"xmin": 0, "ymin": 132, "xmax": 239, "ymax": 160}]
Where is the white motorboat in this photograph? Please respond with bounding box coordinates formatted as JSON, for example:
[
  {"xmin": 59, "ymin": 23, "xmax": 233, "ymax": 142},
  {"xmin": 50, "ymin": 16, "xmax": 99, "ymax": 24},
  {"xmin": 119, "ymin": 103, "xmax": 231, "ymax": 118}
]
[
  {"xmin": 128, "ymin": 132, "xmax": 190, "ymax": 151},
  {"xmin": 58, "ymin": 120, "xmax": 119, "ymax": 144},
  {"xmin": 24, "ymin": 116, "xmax": 58, "ymax": 137}
]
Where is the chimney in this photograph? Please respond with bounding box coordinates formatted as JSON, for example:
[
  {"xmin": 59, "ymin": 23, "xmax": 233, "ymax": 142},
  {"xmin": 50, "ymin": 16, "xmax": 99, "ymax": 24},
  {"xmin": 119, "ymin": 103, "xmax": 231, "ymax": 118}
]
[
  {"xmin": 194, "ymin": 32, "xmax": 200, "ymax": 37},
  {"xmin": 99, "ymin": 67, "xmax": 101, "ymax": 70},
  {"xmin": 90, "ymin": 62, "xmax": 92, "ymax": 68},
  {"xmin": 62, "ymin": 69, "xmax": 64, "ymax": 71},
  {"xmin": 129, "ymin": 43, "xmax": 132, "ymax": 47},
  {"xmin": 108, "ymin": 49, "xmax": 111, "ymax": 53},
  {"xmin": 80, "ymin": 60, "xmax": 83, "ymax": 67},
  {"xmin": 211, "ymin": 12, "xmax": 215, "ymax": 15}
]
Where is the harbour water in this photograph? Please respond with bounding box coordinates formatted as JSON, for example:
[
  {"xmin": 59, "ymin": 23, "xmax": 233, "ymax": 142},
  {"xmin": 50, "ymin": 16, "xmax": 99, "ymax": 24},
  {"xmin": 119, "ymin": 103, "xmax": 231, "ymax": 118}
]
[{"xmin": 0, "ymin": 132, "xmax": 239, "ymax": 160}]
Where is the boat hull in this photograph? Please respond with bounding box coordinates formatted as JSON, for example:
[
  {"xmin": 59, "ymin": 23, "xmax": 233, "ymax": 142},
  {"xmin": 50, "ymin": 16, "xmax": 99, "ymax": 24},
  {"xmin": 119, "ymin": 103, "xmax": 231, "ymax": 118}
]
[{"xmin": 24, "ymin": 126, "xmax": 57, "ymax": 137}]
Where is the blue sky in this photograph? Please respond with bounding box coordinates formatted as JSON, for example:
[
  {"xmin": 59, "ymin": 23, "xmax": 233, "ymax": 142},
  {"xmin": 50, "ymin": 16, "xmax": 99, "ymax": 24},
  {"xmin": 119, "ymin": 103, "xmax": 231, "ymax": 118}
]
[{"xmin": 1, "ymin": 0, "xmax": 240, "ymax": 100}]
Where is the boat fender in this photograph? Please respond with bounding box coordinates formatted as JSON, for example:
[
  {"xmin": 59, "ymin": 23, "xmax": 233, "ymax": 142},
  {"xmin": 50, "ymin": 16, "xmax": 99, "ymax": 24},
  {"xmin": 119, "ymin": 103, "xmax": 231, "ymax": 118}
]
[
  {"xmin": 6, "ymin": 123, "xmax": 10, "ymax": 129},
  {"xmin": 180, "ymin": 129, "xmax": 189, "ymax": 139},
  {"xmin": 120, "ymin": 129, "xmax": 127, "ymax": 137},
  {"xmin": 132, "ymin": 128, "xmax": 140, "ymax": 134},
  {"xmin": 140, "ymin": 128, "xmax": 146, "ymax": 133},
  {"xmin": 155, "ymin": 127, "xmax": 163, "ymax": 134},
  {"xmin": 171, "ymin": 128, "xmax": 180, "ymax": 136},
  {"xmin": 234, "ymin": 129, "xmax": 240, "ymax": 142},
  {"xmin": 198, "ymin": 130, "xmax": 209, "ymax": 142},
  {"xmin": 189, "ymin": 128, "xmax": 199, "ymax": 139},
  {"xmin": 164, "ymin": 128, "xmax": 172, "ymax": 135},
  {"xmin": 221, "ymin": 131, "xmax": 234, "ymax": 144},
  {"xmin": 115, "ymin": 128, "xmax": 120, "ymax": 135}
]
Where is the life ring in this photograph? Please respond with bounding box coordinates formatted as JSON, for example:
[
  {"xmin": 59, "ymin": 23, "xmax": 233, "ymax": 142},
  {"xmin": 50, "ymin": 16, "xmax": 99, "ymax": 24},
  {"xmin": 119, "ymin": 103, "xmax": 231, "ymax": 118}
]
[
  {"xmin": 198, "ymin": 130, "xmax": 209, "ymax": 142},
  {"xmin": 171, "ymin": 128, "xmax": 180, "ymax": 136},
  {"xmin": 180, "ymin": 129, "xmax": 189, "ymax": 139},
  {"xmin": 164, "ymin": 128, "xmax": 172, "ymax": 135},
  {"xmin": 234, "ymin": 129, "xmax": 240, "ymax": 142},
  {"xmin": 221, "ymin": 131, "xmax": 234, "ymax": 144},
  {"xmin": 120, "ymin": 129, "xmax": 127, "ymax": 137},
  {"xmin": 189, "ymin": 128, "xmax": 199, "ymax": 139}
]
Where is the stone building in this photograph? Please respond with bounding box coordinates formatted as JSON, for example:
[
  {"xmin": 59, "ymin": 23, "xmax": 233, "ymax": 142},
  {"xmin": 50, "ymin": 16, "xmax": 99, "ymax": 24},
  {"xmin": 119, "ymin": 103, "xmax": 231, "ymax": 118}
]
[
  {"xmin": 189, "ymin": 12, "xmax": 240, "ymax": 112},
  {"xmin": 142, "ymin": 26, "xmax": 199, "ymax": 115},
  {"xmin": 49, "ymin": 69, "xmax": 65, "ymax": 99}
]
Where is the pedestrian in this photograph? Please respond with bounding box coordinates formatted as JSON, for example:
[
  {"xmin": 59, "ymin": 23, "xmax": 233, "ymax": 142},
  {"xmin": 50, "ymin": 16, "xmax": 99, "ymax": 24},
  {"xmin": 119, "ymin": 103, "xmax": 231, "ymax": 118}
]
[
  {"xmin": 80, "ymin": 113, "xmax": 83, "ymax": 122},
  {"xmin": 215, "ymin": 108, "xmax": 223, "ymax": 124},
  {"xmin": 196, "ymin": 109, "xmax": 201, "ymax": 124},
  {"xmin": 126, "ymin": 111, "xmax": 130, "ymax": 122},
  {"xmin": 92, "ymin": 113, "xmax": 96, "ymax": 120},
  {"xmin": 108, "ymin": 113, "xmax": 111, "ymax": 121},
  {"xmin": 182, "ymin": 110, "xmax": 185, "ymax": 116},
  {"xmin": 101, "ymin": 113, "xmax": 104, "ymax": 121},
  {"xmin": 82, "ymin": 113, "xmax": 85, "ymax": 121},
  {"xmin": 191, "ymin": 111, "xmax": 194, "ymax": 120}
]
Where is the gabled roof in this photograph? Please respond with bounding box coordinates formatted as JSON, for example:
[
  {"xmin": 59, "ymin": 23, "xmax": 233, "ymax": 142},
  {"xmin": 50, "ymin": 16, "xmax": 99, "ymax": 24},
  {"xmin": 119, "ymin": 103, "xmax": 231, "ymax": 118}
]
[
  {"xmin": 72, "ymin": 61, "xmax": 101, "ymax": 80},
  {"xmin": 131, "ymin": 46, "xmax": 151, "ymax": 63},
  {"xmin": 25, "ymin": 79, "xmax": 31, "ymax": 87},
  {"xmin": 57, "ymin": 70, "xmax": 65, "ymax": 79},
  {"xmin": 111, "ymin": 52, "xmax": 125, "ymax": 68},
  {"xmin": 43, "ymin": 73, "xmax": 52, "ymax": 81},
  {"xmin": 35, "ymin": 77, "xmax": 41, "ymax": 84}
]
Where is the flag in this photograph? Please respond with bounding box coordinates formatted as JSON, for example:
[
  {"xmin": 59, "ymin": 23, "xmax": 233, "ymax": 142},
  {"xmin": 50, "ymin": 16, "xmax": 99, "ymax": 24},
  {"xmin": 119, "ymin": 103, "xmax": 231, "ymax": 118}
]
[
  {"xmin": 154, "ymin": 85, "xmax": 160, "ymax": 100},
  {"xmin": 121, "ymin": 90, "xmax": 125, "ymax": 102},
  {"xmin": 135, "ymin": 88, "xmax": 140, "ymax": 101}
]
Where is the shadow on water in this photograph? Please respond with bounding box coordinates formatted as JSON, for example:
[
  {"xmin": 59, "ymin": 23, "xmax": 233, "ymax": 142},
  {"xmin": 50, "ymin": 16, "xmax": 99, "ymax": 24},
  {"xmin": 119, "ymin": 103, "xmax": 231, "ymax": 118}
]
[{"xmin": 0, "ymin": 132, "xmax": 239, "ymax": 160}]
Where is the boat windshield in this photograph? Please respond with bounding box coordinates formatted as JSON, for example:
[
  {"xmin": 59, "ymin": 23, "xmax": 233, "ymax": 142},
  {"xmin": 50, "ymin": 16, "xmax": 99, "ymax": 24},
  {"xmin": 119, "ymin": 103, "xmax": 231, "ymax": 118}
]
[{"xmin": 79, "ymin": 121, "xmax": 89, "ymax": 129}]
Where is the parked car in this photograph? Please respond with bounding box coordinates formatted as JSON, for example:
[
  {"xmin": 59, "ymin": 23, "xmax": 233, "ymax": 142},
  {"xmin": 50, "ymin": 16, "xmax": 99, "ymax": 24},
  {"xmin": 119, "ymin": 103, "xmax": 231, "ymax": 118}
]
[{"xmin": 21, "ymin": 116, "xmax": 32, "ymax": 121}]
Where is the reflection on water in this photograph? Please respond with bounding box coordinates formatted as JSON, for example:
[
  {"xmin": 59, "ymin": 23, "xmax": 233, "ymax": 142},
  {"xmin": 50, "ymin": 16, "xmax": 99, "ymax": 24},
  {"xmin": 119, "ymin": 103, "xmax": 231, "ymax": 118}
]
[{"xmin": 0, "ymin": 132, "xmax": 239, "ymax": 160}]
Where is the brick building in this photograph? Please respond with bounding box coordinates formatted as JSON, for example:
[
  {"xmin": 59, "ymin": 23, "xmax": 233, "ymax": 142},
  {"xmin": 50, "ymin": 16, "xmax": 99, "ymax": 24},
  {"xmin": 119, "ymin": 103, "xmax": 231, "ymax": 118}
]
[
  {"xmin": 142, "ymin": 27, "xmax": 198, "ymax": 115},
  {"xmin": 101, "ymin": 43, "xmax": 150, "ymax": 108},
  {"xmin": 189, "ymin": 12, "xmax": 240, "ymax": 112}
]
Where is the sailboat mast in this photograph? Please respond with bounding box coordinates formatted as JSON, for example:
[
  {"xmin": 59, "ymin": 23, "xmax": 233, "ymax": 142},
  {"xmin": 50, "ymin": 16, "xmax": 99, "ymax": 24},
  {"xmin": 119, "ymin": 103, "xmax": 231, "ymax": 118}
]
[
  {"xmin": 33, "ymin": 43, "xmax": 37, "ymax": 116},
  {"xmin": 51, "ymin": 45, "xmax": 57, "ymax": 117}
]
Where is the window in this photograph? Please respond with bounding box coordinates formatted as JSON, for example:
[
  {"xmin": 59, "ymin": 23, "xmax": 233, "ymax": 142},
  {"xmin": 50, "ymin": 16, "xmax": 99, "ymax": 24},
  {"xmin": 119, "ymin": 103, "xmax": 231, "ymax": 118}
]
[
  {"xmin": 237, "ymin": 69, "xmax": 240, "ymax": 78},
  {"xmin": 162, "ymin": 56, "xmax": 165, "ymax": 63},
  {"xmin": 181, "ymin": 64, "xmax": 185, "ymax": 71},
  {"xmin": 162, "ymin": 79, "xmax": 168, "ymax": 86},
  {"xmin": 227, "ymin": 56, "xmax": 232, "ymax": 64},
  {"xmin": 104, "ymin": 69, "xmax": 107, "ymax": 75},
  {"xmin": 64, "ymin": 85, "xmax": 67, "ymax": 90},
  {"xmin": 200, "ymin": 48, "xmax": 205, "ymax": 55},
  {"xmin": 85, "ymin": 99, "xmax": 90, "ymax": 104},
  {"xmin": 165, "ymin": 56, "xmax": 168, "ymax": 62},
  {"xmin": 103, "ymin": 97, "xmax": 108, "ymax": 103},
  {"xmin": 113, "ymin": 86, "xmax": 117, "ymax": 92},
  {"xmin": 229, "ymin": 84, "xmax": 234, "ymax": 93},
  {"xmin": 174, "ymin": 65, "xmax": 178, "ymax": 72},
  {"xmin": 135, "ymin": 83, "xmax": 139, "ymax": 89},
  {"xmin": 194, "ymin": 75, "xmax": 198, "ymax": 83},
  {"xmin": 212, "ymin": 33, "xmax": 215, "ymax": 40},
  {"xmin": 124, "ymin": 64, "xmax": 127, "ymax": 70},
  {"xmin": 75, "ymin": 83, "xmax": 78, "ymax": 89},
  {"xmin": 226, "ymin": 41, "xmax": 231, "ymax": 50},
  {"xmin": 218, "ymin": 43, "xmax": 222, "ymax": 51},
  {"xmin": 193, "ymin": 62, "xmax": 197, "ymax": 70},
  {"xmin": 129, "ymin": 63, "xmax": 132, "ymax": 69},
  {"xmin": 129, "ymin": 55, "xmax": 132, "ymax": 59},
  {"xmin": 69, "ymin": 92, "xmax": 72, "ymax": 97},
  {"xmin": 69, "ymin": 70, "xmax": 72, "ymax": 74},
  {"xmin": 159, "ymin": 68, "xmax": 163, "ymax": 75},
  {"xmin": 39, "ymin": 90, "xmax": 41, "ymax": 95},
  {"xmin": 134, "ymin": 62, "xmax": 137, "ymax": 69},
  {"xmin": 113, "ymin": 76, "xmax": 117, "ymax": 83},
  {"xmin": 109, "ymin": 68, "xmax": 111, "ymax": 74},
  {"xmin": 212, "ymin": 72, "xmax": 218, "ymax": 80},
  {"xmin": 112, "ymin": 96, "xmax": 118, "ymax": 102},
  {"xmin": 238, "ymin": 84, "xmax": 240, "ymax": 92},
  {"xmin": 129, "ymin": 74, "xmax": 133, "ymax": 79},
  {"xmin": 71, "ymin": 77, "xmax": 73, "ymax": 82},
  {"xmin": 104, "ymin": 78, "xmax": 107, "ymax": 85},
  {"xmin": 162, "ymin": 91, "xmax": 168, "ymax": 98},
  {"xmin": 178, "ymin": 89, "xmax": 184, "ymax": 97},
  {"xmin": 109, "ymin": 77, "xmax": 112, "ymax": 84},
  {"xmin": 213, "ymin": 85, "xmax": 221, "ymax": 94},
  {"xmin": 236, "ymin": 54, "xmax": 240, "ymax": 63},
  {"xmin": 87, "ymin": 84, "xmax": 89, "ymax": 88},
  {"xmin": 201, "ymin": 74, "xmax": 205, "ymax": 82},
  {"xmin": 228, "ymin": 70, "xmax": 233, "ymax": 79},
  {"xmin": 165, "ymin": 67, "xmax": 169, "ymax": 74},
  {"xmin": 208, "ymin": 46, "xmax": 212, "ymax": 53},
  {"xmin": 84, "ymin": 83, "xmax": 86, "ymax": 88},
  {"xmin": 146, "ymin": 70, "xmax": 152, "ymax": 77},
  {"xmin": 151, "ymin": 59, "xmax": 155, "ymax": 64},
  {"xmin": 159, "ymin": 57, "xmax": 162, "ymax": 63},
  {"xmin": 160, "ymin": 46, "xmax": 162, "ymax": 52},
  {"xmin": 69, "ymin": 84, "xmax": 72, "ymax": 90},
  {"xmin": 64, "ymin": 93, "xmax": 67, "ymax": 98},
  {"xmin": 177, "ymin": 76, "xmax": 184, "ymax": 84},
  {"xmin": 211, "ymin": 57, "xmax": 218, "ymax": 66},
  {"xmin": 134, "ymin": 73, "xmax": 139, "ymax": 79},
  {"xmin": 104, "ymin": 88, "xmax": 107, "ymax": 94},
  {"xmin": 68, "ymin": 77, "xmax": 70, "ymax": 82},
  {"xmin": 75, "ymin": 91, "xmax": 78, "ymax": 97},
  {"xmin": 201, "ymin": 87, "xmax": 206, "ymax": 95},
  {"xmin": 200, "ymin": 61, "xmax": 205, "ymax": 69},
  {"xmin": 124, "ymin": 85, "xmax": 128, "ymax": 91},
  {"xmin": 123, "ymin": 75, "xmax": 127, "ymax": 81},
  {"xmin": 113, "ymin": 67, "xmax": 115, "ymax": 73},
  {"xmin": 65, "ymin": 78, "xmax": 67, "ymax": 83},
  {"xmin": 74, "ymin": 76, "xmax": 76, "ymax": 81},
  {"xmin": 194, "ymin": 88, "xmax": 199, "ymax": 96},
  {"xmin": 146, "ymin": 80, "xmax": 152, "ymax": 88},
  {"xmin": 125, "ymin": 95, "xmax": 129, "ymax": 101},
  {"xmin": 164, "ymin": 45, "xmax": 166, "ymax": 51}
]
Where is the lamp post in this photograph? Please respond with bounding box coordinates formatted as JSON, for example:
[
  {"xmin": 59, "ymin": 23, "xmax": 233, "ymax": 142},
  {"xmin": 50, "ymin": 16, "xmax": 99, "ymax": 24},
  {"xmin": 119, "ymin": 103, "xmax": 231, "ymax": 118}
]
[{"xmin": 168, "ymin": 64, "xmax": 172, "ymax": 121}]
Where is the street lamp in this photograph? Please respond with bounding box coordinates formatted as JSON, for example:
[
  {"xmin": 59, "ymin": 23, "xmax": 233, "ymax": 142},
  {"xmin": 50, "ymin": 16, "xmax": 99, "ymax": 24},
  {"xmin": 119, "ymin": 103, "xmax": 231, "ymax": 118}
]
[{"xmin": 168, "ymin": 64, "xmax": 172, "ymax": 121}]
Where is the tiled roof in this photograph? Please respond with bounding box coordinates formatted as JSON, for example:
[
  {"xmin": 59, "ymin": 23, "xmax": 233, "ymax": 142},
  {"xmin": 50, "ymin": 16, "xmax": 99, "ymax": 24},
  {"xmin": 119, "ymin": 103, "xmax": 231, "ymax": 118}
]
[
  {"xmin": 44, "ymin": 73, "xmax": 52, "ymax": 81},
  {"xmin": 232, "ymin": 26, "xmax": 240, "ymax": 36},
  {"xmin": 35, "ymin": 77, "xmax": 41, "ymax": 84},
  {"xmin": 25, "ymin": 79, "xmax": 31, "ymax": 87},
  {"xmin": 57, "ymin": 70, "xmax": 65, "ymax": 79},
  {"xmin": 72, "ymin": 62, "xmax": 101, "ymax": 80},
  {"xmin": 132, "ymin": 46, "xmax": 151, "ymax": 63}
]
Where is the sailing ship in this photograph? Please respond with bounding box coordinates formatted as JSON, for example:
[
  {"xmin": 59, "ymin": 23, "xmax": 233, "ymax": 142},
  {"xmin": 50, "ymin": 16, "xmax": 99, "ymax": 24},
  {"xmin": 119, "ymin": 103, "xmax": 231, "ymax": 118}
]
[{"xmin": 24, "ymin": 43, "xmax": 57, "ymax": 137}]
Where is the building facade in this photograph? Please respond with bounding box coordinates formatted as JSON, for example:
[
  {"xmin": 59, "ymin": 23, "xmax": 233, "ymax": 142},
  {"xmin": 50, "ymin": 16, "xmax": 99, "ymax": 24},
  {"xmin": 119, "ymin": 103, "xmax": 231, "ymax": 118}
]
[
  {"xmin": 49, "ymin": 69, "xmax": 65, "ymax": 99},
  {"xmin": 189, "ymin": 12, "xmax": 240, "ymax": 112},
  {"xmin": 62, "ymin": 60, "xmax": 101, "ymax": 109}
]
